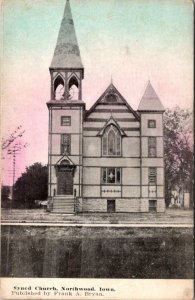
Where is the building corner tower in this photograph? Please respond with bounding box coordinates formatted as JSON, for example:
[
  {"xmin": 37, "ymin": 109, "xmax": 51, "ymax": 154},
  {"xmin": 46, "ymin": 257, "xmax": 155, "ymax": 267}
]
[
  {"xmin": 138, "ymin": 81, "xmax": 165, "ymax": 212},
  {"xmin": 47, "ymin": 0, "xmax": 85, "ymax": 213}
]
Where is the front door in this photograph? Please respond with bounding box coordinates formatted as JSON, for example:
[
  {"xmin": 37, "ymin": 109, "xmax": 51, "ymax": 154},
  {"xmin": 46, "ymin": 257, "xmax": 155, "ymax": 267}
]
[
  {"xmin": 57, "ymin": 170, "xmax": 73, "ymax": 195},
  {"xmin": 107, "ymin": 199, "xmax": 115, "ymax": 213}
]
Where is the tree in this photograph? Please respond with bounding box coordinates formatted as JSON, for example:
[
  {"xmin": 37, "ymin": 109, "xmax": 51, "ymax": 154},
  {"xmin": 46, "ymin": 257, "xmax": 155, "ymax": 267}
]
[
  {"xmin": 13, "ymin": 163, "xmax": 48, "ymax": 208},
  {"xmin": 1, "ymin": 186, "xmax": 11, "ymax": 208},
  {"xmin": 1, "ymin": 126, "xmax": 25, "ymax": 152},
  {"xmin": 164, "ymin": 107, "xmax": 193, "ymax": 207}
]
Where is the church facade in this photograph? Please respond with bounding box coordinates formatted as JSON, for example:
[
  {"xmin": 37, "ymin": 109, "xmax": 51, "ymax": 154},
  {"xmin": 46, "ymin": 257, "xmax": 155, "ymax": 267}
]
[{"xmin": 47, "ymin": 0, "xmax": 165, "ymax": 213}]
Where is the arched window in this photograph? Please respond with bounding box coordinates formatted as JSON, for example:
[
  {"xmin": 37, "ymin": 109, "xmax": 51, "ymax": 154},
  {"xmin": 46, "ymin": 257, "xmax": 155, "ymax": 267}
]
[
  {"xmin": 54, "ymin": 75, "xmax": 64, "ymax": 100},
  {"xmin": 102, "ymin": 125, "xmax": 121, "ymax": 156},
  {"xmin": 68, "ymin": 76, "xmax": 79, "ymax": 100}
]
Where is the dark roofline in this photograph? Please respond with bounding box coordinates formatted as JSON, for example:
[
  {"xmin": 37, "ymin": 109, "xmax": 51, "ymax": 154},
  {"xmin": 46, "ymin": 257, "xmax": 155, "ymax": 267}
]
[
  {"xmin": 85, "ymin": 83, "xmax": 140, "ymax": 121},
  {"xmin": 137, "ymin": 110, "xmax": 165, "ymax": 113},
  {"xmin": 49, "ymin": 68, "xmax": 84, "ymax": 79}
]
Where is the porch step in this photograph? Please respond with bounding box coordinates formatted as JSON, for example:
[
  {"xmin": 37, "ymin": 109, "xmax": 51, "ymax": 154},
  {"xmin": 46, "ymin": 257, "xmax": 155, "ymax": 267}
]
[{"xmin": 52, "ymin": 196, "xmax": 75, "ymax": 214}]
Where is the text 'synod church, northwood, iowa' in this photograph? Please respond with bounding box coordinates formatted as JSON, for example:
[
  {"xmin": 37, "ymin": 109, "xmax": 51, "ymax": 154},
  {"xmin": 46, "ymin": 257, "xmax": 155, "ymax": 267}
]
[{"xmin": 47, "ymin": 0, "xmax": 165, "ymax": 214}]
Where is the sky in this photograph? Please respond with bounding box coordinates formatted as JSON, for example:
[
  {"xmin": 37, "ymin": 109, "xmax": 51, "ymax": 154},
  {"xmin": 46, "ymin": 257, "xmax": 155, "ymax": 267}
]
[{"xmin": 1, "ymin": 0, "xmax": 193, "ymax": 185}]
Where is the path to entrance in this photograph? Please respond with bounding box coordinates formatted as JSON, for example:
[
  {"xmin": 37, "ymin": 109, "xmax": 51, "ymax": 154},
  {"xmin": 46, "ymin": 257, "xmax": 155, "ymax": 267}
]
[{"xmin": 1, "ymin": 208, "xmax": 193, "ymax": 226}]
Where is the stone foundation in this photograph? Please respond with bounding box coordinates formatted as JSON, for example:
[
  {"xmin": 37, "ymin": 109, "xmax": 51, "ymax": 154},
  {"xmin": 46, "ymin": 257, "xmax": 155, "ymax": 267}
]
[{"xmin": 80, "ymin": 198, "xmax": 165, "ymax": 213}]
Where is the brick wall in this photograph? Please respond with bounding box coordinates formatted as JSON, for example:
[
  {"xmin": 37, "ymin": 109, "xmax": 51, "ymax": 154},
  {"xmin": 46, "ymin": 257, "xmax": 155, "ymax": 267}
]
[
  {"xmin": 116, "ymin": 199, "xmax": 140, "ymax": 212},
  {"xmin": 81, "ymin": 198, "xmax": 165, "ymax": 213},
  {"xmin": 82, "ymin": 198, "xmax": 107, "ymax": 212},
  {"xmin": 140, "ymin": 199, "xmax": 149, "ymax": 212},
  {"xmin": 157, "ymin": 198, "xmax": 165, "ymax": 212}
]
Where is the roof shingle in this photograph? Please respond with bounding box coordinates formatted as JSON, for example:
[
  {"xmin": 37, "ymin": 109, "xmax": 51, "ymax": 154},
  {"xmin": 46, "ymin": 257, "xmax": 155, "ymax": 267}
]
[
  {"xmin": 138, "ymin": 81, "xmax": 165, "ymax": 112},
  {"xmin": 50, "ymin": 0, "xmax": 83, "ymax": 69}
]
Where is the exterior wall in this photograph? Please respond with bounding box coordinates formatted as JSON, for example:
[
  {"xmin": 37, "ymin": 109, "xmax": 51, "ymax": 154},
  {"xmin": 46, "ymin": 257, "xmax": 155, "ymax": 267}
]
[
  {"xmin": 140, "ymin": 199, "xmax": 149, "ymax": 212},
  {"xmin": 82, "ymin": 101, "xmax": 141, "ymax": 202},
  {"xmin": 48, "ymin": 104, "xmax": 84, "ymax": 198},
  {"xmin": 82, "ymin": 198, "xmax": 107, "ymax": 212},
  {"xmin": 141, "ymin": 114, "xmax": 163, "ymax": 136},
  {"xmin": 157, "ymin": 199, "xmax": 165, "ymax": 212},
  {"xmin": 81, "ymin": 198, "xmax": 165, "ymax": 213},
  {"xmin": 83, "ymin": 137, "xmax": 101, "ymax": 157},
  {"xmin": 83, "ymin": 103, "xmax": 140, "ymax": 204},
  {"xmin": 140, "ymin": 112, "xmax": 165, "ymax": 212},
  {"xmin": 82, "ymin": 198, "xmax": 141, "ymax": 212},
  {"xmin": 48, "ymin": 89, "xmax": 165, "ymax": 213},
  {"xmin": 141, "ymin": 199, "xmax": 165, "ymax": 213}
]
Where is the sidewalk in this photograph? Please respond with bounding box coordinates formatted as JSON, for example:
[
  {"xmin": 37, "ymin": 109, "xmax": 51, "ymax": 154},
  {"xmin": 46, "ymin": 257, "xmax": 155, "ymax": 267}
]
[{"xmin": 1, "ymin": 208, "xmax": 193, "ymax": 226}]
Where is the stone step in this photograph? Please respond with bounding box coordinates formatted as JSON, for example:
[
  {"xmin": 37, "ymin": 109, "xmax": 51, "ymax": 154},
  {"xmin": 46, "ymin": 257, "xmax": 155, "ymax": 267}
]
[
  {"xmin": 53, "ymin": 204, "xmax": 74, "ymax": 208},
  {"xmin": 52, "ymin": 206, "xmax": 74, "ymax": 211},
  {"xmin": 53, "ymin": 201, "xmax": 74, "ymax": 205},
  {"xmin": 53, "ymin": 205, "xmax": 73, "ymax": 207},
  {"xmin": 53, "ymin": 204, "xmax": 74, "ymax": 210},
  {"xmin": 54, "ymin": 197, "xmax": 74, "ymax": 199},
  {"xmin": 52, "ymin": 196, "xmax": 75, "ymax": 213},
  {"xmin": 54, "ymin": 196, "xmax": 74, "ymax": 199},
  {"xmin": 53, "ymin": 198, "xmax": 74, "ymax": 202},
  {"xmin": 52, "ymin": 211, "xmax": 74, "ymax": 214},
  {"xmin": 54, "ymin": 202, "xmax": 74, "ymax": 204},
  {"xmin": 53, "ymin": 201, "xmax": 74, "ymax": 204}
]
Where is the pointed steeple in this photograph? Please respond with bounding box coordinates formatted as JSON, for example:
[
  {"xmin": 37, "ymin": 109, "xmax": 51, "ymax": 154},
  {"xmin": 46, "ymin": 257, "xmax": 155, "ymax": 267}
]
[
  {"xmin": 138, "ymin": 81, "xmax": 165, "ymax": 111},
  {"xmin": 50, "ymin": 0, "xmax": 83, "ymax": 70}
]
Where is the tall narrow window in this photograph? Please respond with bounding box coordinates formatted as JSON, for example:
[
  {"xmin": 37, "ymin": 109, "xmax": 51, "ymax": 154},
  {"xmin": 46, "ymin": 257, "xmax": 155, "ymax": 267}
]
[
  {"xmin": 68, "ymin": 76, "xmax": 79, "ymax": 100},
  {"xmin": 148, "ymin": 137, "xmax": 156, "ymax": 157},
  {"xmin": 149, "ymin": 167, "xmax": 157, "ymax": 185},
  {"xmin": 102, "ymin": 125, "xmax": 121, "ymax": 156},
  {"xmin": 61, "ymin": 134, "xmax": 71, "ymax": 155}
]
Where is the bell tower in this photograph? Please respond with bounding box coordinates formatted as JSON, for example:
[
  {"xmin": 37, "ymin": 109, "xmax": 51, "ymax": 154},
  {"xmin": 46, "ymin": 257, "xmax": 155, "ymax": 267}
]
[
  {"xmin": 47, "ymin": 0, "xmax": 85, "ymax": 213},
  {"xmin": 50, "ymin": 0, "xmax": 84, "ymax": 101}
]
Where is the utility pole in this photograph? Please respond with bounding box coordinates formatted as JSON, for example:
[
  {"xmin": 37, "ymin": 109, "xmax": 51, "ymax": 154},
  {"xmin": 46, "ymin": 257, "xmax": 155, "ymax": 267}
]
[{"xmin": 7, "ymin": 142, "xmax": 28, "ymax": 204}]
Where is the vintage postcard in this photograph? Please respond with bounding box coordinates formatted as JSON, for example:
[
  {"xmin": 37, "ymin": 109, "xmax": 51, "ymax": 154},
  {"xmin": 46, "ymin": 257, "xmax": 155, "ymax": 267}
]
[{"xmin": 1, "ymin": 0, "xmax": 194, "ymax": 299}]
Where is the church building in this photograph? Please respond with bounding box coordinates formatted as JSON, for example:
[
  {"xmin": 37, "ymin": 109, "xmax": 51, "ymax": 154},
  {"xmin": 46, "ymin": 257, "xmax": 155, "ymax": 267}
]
[{"xmin": 47, "ymin": 0, "xmax": 165, "ymax": 213}]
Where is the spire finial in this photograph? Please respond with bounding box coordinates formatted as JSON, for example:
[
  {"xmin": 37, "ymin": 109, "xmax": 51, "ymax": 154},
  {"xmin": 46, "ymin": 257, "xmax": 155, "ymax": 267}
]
[{"xmin": 111, "ymin": 75, "xmax": 113, "ymax": 84}]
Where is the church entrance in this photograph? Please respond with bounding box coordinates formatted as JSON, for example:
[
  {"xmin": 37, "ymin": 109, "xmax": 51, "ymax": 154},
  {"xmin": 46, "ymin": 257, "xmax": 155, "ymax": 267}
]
[
  {"xmin": 57, "ymin": 169, "xmax": 73, "ymax": 195},
  {"xmin": 56, "ymin": 159, "xmax": 75, "ymax": 196}
]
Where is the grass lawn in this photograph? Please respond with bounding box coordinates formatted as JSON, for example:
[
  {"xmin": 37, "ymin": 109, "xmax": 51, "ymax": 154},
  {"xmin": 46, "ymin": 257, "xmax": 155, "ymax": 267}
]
[
  {"xmin": 1, "ymin": 208, "xmax": 193, "ymax": 225},
  {"xmin": 1, "ymin": 225, "xmax": 193, "ymax": 278}
]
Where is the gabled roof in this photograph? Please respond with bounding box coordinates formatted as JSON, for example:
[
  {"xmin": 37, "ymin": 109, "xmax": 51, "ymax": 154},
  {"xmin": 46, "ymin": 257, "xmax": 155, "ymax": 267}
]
[
  {"xmin": 138, "ymin": 81, "xmax": 165, "ymax": 112},
  {"xmin": 50, "ymin": 0, "xmax": 83, "ymax": 69},
  {"xmin": 97, "ymin": 116, "xmax": 126, "ymax": 136},
  {"xmin": 86, "ymin": 83, "xmax": 140, "ymax": 121},
  {"xmin": 55, "ymin": 154, "xmax": 75, "ymax": 167}
]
